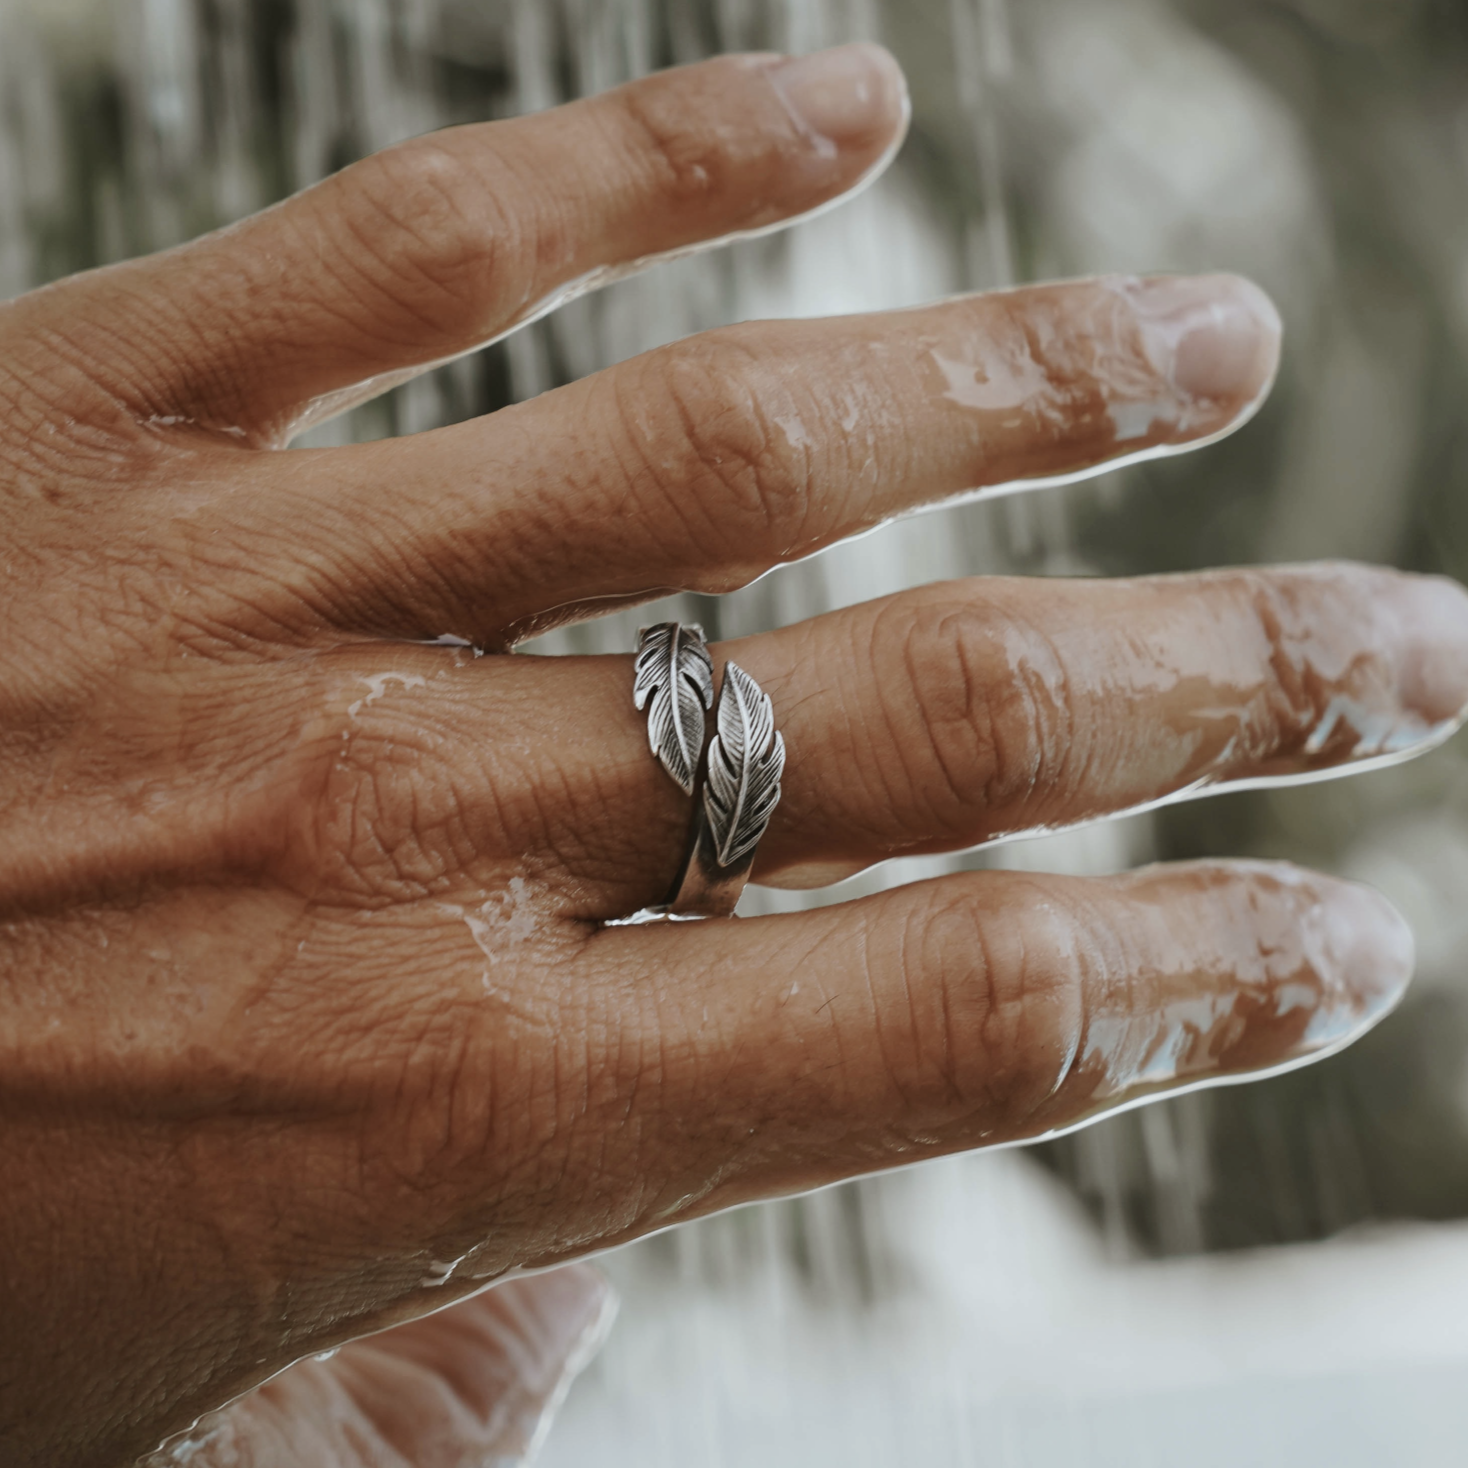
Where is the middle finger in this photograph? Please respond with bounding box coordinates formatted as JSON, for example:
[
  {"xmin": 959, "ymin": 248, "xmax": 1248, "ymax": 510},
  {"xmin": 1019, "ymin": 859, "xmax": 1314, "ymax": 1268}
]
[{"xmin": 226, "ymin": 273, "xmax": 1281, "ymax": 645}]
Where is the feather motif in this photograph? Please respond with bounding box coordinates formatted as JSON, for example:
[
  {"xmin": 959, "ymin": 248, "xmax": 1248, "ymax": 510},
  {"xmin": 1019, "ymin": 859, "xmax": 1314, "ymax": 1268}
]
[
  {"xmin": 703, "ymin": 661, "xmax": 786, "ymax": 868},
  {"xmin": 633, "ymin": 622, "xmax": 714, "ymax": 795}
]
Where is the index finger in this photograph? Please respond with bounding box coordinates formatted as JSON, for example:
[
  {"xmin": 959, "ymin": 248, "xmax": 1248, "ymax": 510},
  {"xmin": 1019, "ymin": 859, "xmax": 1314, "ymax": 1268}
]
[{"xmin": 3, "ymin": 46, "xmax": 907, "ymax": 446}]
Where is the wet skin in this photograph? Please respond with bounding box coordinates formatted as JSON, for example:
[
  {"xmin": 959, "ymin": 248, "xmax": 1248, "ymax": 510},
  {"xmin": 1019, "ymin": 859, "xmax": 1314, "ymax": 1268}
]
[{"xmin": 0, "ymin": 42, "xmax": 1463, "ymax": 1468}]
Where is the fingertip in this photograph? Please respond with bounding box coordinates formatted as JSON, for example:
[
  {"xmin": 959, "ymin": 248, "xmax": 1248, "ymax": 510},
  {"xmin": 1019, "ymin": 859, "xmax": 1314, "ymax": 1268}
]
[
  {"xmin": 1189, "ymin": 859, "xmax": 1413, "ymax": 1063},
  {"xmin": 1064, "ymin": 859, "xmax": 1414, "ymax": 1099},
  {"xmin": 1127, "ymin": 271, "xmax": 1283, "ymax": 424},
  {"xmin": 1390, "ymin": 570, "xmax": 1468, "ymax": 729},
  {"xmin": 1308, "ymin": 871, "xmax": 1415, "ymax": 1036},
  {"xmin": 1283, "ymin": 563, "xmax": 1468, "ymax": 763},
  {"xmin": 762, "ymin": 42, "xmax": 910, "ymax": 168}
]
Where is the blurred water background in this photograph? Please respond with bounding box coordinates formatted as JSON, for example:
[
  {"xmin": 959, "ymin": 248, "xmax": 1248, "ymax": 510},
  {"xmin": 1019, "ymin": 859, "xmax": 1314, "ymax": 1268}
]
[{"xmin": 5, "ymin": 0, "xmax": 1468, "ymax": 1461}]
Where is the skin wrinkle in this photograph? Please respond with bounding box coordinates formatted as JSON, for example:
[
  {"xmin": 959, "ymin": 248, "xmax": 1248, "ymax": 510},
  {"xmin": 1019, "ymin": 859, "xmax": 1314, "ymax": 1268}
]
[
  {"xmin": 615, "ymin": 80, "xmax": 740, "ymax": 207},
  {"xmin": 234, "ymin": 212, "xmax": 384, "ymax": 361},
  {"xmin": 1036, "ymin": 911, "xmax": 1085, "ymax": 1112},
  {"xmin": 235, "ymin": 149, "xmax": 521, "ymax": 439},
  {"xmin": 501, "ymin": 421, "xmax": 638, "ymax": 615},
  {"xmin": 293, "ymin": 667, "xmax": 541, "ymax": 906},
  {"xmin": 612, "ymin": 1005, "xmax": 648, "ymax": 1132},
  {"xmin": 77, "ymin": 287, "xmax": 263, "ymax": 448},
  {"xmin": 508, "ymin": 145, "xmax": 582, "ymax": 293},
  {"xmin": 881, "ymin": 898, "xmax": 930, "ymax": 1114},
  {"xmin": 979, "ymin": 881, "xmax": 1060, "ymax": 1128},
  {"xmin": 606, "ymin": 364, "xmax": 730, "ymax": 573},
  {"xmin": 0, "ymin": 371, "xmax": 95, "ymax": 480},
  {"xmin": 857, "ymin": 670, "xmax": 919, "ymax": 850},
  {"xmin": 656, "ymin": 336, "xmax": 805, "ymax": 565},
  {"xmin": 1057, "ymin": 632, "xmax": 1102, "ymax": 814},
  {"xmin": 133, "ymin": 548, "xmax": 313, "ymax": 660},
  {"xmin": 994, "ymin": 614, "xmax": 1065, "ymax": 810},
  {"xmin": 296, "ymin": 229, "xmax": 444, "ymax": 354},
  {"xmin": 379, "ymin": 528, "xmax": 498, "ymax": 648},
  {"xmin": 449, "ymin": 1010, "xmax": 538, "ymax": 1202},
  {"xmin": 895, "ymin": 606, "xmax": 992, "ymax": 838},
  {"xmin": 928, "ymin": 901, "xmax": 970, "ymax": 1114},
  {"xmin": 11, "ymin": 300, "xmax": 176, "ymax": 428},
  {"xmin": 989, "ymin": 899, "xmax": 1041, "ymax": 1125},
  {"xmin": 877, "ymin": 604, "xmax": 964, "ymax": 839},
  {"xmin": 1068, "ymin": 883, "xmax": 1146, "ymax": 1103},
  {"xmin": 127, "ymin": 340, "xmax": 259, "ymax": 452},
  {"xmin": 99, "ymin": 552, "xmax": 264, "ymax": 667},
  {"xmin": 1004, "ymin": 886, "xmax": 1098, "ymax": 1115},
  {"xmin": 814, "ymin": 928, "xmax": 864, "ymax": 1116},
  {"xmin": 947, "ymin": 613, "xmax": 995, "ymax": 823},
  {"xmin": 934, "ymin": 897, "xmax": 989, "ymax": 1111},
  {"xmin": 342, "ymin": 143, "xmax": 505, "ymax": 323}
]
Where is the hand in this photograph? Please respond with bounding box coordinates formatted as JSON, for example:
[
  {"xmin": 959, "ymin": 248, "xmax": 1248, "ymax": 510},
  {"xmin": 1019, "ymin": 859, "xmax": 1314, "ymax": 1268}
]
[{"xmin": 2, "ymin": 42, "xmax": 1460, "ymax": 1468}]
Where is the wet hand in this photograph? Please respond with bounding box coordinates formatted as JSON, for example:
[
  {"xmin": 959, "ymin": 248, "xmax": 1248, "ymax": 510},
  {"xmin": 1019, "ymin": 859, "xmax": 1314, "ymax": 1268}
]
[{"xmin": 1, "ymin": 43, "xmax": 1461, "ymax": 1467}]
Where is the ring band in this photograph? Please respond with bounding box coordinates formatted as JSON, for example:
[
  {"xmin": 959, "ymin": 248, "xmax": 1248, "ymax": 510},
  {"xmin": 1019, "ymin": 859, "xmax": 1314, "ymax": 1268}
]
[{"xmin": 628, "ymin": 624, "xmax": 786, "ymax": 920}]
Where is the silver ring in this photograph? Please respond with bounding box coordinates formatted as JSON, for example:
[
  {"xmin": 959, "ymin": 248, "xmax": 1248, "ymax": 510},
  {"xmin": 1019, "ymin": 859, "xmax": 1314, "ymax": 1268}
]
[
  {"xmin": 627, "ymin": 625, "xmax": 786, "ymax": 920},
  {"xmin": 667, "ymin": 660, "xmax": 786, "ymax": 918},
  {"xmin": 633, "ymin": 621, "xmax": 714, "ymax": 796}
]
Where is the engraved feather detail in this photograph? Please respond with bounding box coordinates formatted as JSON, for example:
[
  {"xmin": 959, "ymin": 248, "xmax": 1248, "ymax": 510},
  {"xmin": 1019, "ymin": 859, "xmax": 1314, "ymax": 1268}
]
[
  {"xmin": 633, "ymin": 623, "xmax": 714, "ymax": 795},
  {"xmin": 703, "ymin": 662, "xmax": 786, "ymax": 868}
]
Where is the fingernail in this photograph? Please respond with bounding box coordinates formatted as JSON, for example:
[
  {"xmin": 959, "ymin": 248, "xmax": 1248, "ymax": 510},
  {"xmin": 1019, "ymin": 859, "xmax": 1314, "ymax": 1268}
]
[
  {"xmin": 766, "ymin": 43, "xmax": 907, "ymax": 155},
  {"xmin": 1306, "ymin": 876, "xmax": 1414, "ymax": 1042},
  {"xmin": 1129, "ymin": 273, "xmax": 1282, "ymax": 408}
]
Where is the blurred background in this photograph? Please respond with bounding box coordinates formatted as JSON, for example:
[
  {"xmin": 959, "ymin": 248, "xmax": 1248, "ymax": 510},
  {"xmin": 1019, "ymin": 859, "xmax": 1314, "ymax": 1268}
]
[{"xmin": 5, "ymin": 0, "xmax": 1468, "ymax": 1461}]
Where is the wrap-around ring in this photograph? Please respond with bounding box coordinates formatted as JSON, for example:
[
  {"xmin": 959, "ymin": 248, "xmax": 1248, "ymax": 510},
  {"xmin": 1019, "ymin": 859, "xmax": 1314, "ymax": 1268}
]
[{"xmin": 630, "ymin": 622, "xmax": 786, "ymax": 919}]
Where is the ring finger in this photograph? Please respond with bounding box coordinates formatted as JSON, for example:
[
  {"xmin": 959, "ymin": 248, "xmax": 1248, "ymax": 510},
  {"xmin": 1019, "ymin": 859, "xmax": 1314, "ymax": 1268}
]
[{"xmin": 417, "ymin": 561, "xmax": 1468, "ymax": 913}]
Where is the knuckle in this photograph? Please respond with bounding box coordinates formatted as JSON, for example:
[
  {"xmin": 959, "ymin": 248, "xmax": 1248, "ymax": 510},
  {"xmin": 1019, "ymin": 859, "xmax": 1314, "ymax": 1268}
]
[
  {"xmin": 313, "ymin": 743, "xmax": 563, "ymax": 913},
  {"xmin": 872, "ymin": 598, "xmax": 1005, "ymax": 832},
  {"xmin": 342, "ymin": 955, "xmax": 572, "ymax": 1206},
  {"xmin": 937, "ymin": 600, "xmax": 1074, "ymax": 817},
  {"xmin": 332, "ymin": 139, "xmax": 509, "ymax": 335},
  {"xmin": 391, "ymin": 994, "xmax": 556, "ymax": 1194},
  {"xmin": 621, "ymin": 334, "xmax": 815, "ymax": 572},
  {"xmin": 896, "ymin": 881, "xmax": 1080, "ymax": 1131},
  {"xmin": 277, "ymin": 657, "xmax": 580, "ymax": 907},
  {"xmin": 283, "ymin": 703, "xmax": 467, "ymax": 902}
]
